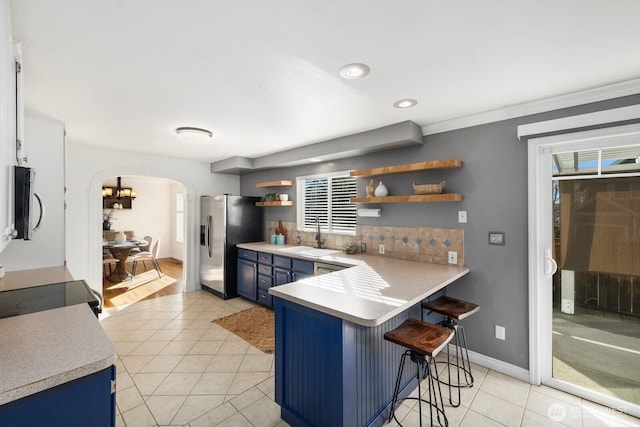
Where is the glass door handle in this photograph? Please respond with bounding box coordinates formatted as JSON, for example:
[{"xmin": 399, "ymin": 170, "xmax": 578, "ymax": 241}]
[{"xmin": 544, "ymin": 247, "xmax": 558, "ymax": 277}]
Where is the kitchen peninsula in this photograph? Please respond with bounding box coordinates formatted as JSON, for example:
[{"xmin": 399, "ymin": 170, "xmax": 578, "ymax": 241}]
[{"xmin": 236, "ymin": 242, "xmax": 469, "ymax": 427}]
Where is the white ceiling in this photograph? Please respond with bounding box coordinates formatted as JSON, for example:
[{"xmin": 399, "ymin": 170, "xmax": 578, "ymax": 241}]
[{"xmin": 9, "ymin": 0, "xmax": 640, "ymax": 163}]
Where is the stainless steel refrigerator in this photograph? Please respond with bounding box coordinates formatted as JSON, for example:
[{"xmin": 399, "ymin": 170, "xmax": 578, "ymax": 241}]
[{"xmin": 200, "ymin": 195, "xmax": 263, "ymax": 299}]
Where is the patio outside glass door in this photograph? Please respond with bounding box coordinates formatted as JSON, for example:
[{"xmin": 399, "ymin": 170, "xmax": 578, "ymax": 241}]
[{"xmin": 529, "ymin": 124, "xmax": 640, "ymax": 419}]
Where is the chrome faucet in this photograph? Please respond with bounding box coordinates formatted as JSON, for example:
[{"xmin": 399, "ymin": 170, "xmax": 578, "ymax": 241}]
[{"xmin": 315, "ymin": 216, "xmax": 323, "ymax": 248}]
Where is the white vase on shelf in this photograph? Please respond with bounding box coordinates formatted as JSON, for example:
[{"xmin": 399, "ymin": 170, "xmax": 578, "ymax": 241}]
[{"xmin": 374, "ymin": 182, "xmax": 388, "ymax": 197}]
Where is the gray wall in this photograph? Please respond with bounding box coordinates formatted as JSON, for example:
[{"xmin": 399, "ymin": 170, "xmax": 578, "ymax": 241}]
[{"xmin": 240, "ymin": 94, "xmax": 640, "ymax": 369}]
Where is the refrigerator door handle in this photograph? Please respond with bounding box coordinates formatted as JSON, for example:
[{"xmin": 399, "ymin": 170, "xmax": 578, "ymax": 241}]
[{"xmin": 207, "ymin": 215, "xmax": 213, "ymax": 257}]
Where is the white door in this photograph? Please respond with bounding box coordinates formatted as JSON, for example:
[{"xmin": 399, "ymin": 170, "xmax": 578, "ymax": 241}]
[{"xmin": 528, "ymin": 123, "xmax": 640, "ymax": 418}]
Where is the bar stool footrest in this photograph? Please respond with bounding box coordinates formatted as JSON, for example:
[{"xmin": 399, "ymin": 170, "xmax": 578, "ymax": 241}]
[
  {"xmin": 389, "ymin": 397, "xmax": 448, "ymax": 426},
  {"xmin": 433, "ymin": 361, "xmax": 474, "ymax": 388}
]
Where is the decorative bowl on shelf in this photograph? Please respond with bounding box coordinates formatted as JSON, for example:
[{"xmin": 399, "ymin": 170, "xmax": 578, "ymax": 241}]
[{"xmin": 413, "ymin": 181, "xmax": 445, "ymax": 195}]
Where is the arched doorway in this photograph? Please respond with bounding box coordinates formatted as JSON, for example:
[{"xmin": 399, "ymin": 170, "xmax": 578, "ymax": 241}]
[
  {"xmin": 84, "ymin": 166, "xmax": 199, "ymax": 301},
  {"xmin": 100, "ymin": 175, "xmax": 187, "ymax": 307}
]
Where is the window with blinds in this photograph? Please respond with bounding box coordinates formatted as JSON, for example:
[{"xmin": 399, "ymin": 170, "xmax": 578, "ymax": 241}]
[{"xmin": 296, "ymin": 172, "xmax": 357, "ymax": 235}]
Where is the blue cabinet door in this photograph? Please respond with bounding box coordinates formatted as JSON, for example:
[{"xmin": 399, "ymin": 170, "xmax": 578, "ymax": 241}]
[
  {"xmin": 274, "ymin": 267, "xmax": 291, "ymax": 286},
  {"xmin": 273, "ymin": 256, "xmax": 314, "ymax": 284},
  {"xmin": 258, "ymin": 287, "xmax": 273, "ymax": 307},
  {"xmin": 292, "ymin": 258, "xmax": 314, "ymax": 282},
  {"xmin": 237, "ymin": 258, "xmax": 258, "ymax": 301},
  {"xmin": 0, "ymin": 366, "xmax": 116, "ymax": 427}
]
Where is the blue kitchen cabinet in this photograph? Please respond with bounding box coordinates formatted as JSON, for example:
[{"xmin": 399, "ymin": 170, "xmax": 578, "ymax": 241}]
[
  {"xmin": 257, "ymin": 252, "xmax": 274, "ymax": 307},
  {"xmin": 274, "ymin": 298, "xmax": 422, "ymax": 427},
  {"xmin": 292, "ymin": 258, "xmax": 314, "ymax": 281},
  {"xmin": 273, "ymin": 266, "xmax": 291, "ymax": 286},
  {"xmin": 273, "ymin": 256, "xmax": 292, "ymax": 287},
  {"xmin": 238, "ymin": 249, "xmax": 314, "ymax": 305},
  {"xmin": 0, "ymin": 365, "xmax": 116, "ymax": 427},
  {"xmin": 273, "ymin": 255, "xmax": 314, "ymax": 285},
  {"xmin": 237, "ymin": 249, "xmax": 258, "ymax": 301}
]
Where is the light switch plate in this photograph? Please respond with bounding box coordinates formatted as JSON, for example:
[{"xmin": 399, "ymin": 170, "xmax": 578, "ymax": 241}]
[
  {"xmin": 488, "ymin": 231, "xmax": 505, "ymax": 246},
  {"xmin": 495, "ymin": 325, "xmax": 506, "ymax": 340}
]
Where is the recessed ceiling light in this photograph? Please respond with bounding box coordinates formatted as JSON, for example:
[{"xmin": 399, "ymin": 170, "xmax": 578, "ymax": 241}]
[
  {"xmin": 175, "ymin": 127, "xmax": 213, "ymax": 144},
  {"xmin": 339, "ymin": 63, "xmax": 370, "ymax": 80},
  {"xmin": 393, "ymin": 99, "xmax": 418, "ymax": 108}
]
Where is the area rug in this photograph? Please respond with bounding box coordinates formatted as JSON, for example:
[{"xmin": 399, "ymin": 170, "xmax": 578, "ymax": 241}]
[{"xmin": 214, "ymin": 306, "xmax": 275, "ymax": 354}]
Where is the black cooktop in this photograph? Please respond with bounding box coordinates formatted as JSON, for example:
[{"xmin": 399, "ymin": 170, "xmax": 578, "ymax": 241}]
[{"xmin": 0, "ymin": 280, "xmax": 100, "ymax": 319}]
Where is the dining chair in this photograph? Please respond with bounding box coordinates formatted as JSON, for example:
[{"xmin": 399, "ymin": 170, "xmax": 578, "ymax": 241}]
[
  {"xmin": 129, "ymin": 235, "xmax": 152, "ymax": 255},
  {"xmin": 129, "ymin": 239, "xmax": 162, "ymax": 278},
  {"xmin": 102, "ymin": 254, "xmax": 118, "ymax": 277},
  {"xmin": 103, "ymin": 230, "xmax": 117, "ymax": 241},
  {"xmin": 140, "ymin": 235, "xmax": 152, "ymax": 251}
]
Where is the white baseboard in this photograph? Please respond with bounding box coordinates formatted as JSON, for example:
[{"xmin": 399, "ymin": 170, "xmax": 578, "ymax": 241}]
[{"xmin": 455, "ymin": 346, "xmax": 530, "ymax": 383}]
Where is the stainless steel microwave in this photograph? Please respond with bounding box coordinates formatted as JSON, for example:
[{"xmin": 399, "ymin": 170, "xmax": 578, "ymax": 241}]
[{"xmin": 14, "ymin": 165, "xmax": 44, "ymax": 240}]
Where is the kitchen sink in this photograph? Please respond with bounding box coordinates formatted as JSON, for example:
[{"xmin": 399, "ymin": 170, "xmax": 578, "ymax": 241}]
[
  {"xmin": 279, "ymin": 246, "xmax": 314, "ymax": 253},
  {"xmin": 279, "ymin": 246, "xmax": 343, "ymax": 257}
]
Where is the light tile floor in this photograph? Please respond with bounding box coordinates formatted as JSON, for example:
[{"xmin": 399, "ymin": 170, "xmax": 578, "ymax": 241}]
[{"xmin": 100, "ymin": 291, "xmax": 640, "ymax": 427}]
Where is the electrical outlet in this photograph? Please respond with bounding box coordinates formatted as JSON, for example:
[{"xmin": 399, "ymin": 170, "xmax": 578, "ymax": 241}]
[
  {"xmin": 495, "ymin": 325, "xmax": 506, "ymax": 340},
  {"xmin": 361, "ymin": 242, "xmax": 367, "ymax": 253},
  {"xmin": 458, "ymin": 210, "xmax": 467, "ymax": 223},
  {"xmin": 448, "ymin": 251, "xmax": 457, "ymax": 264},
  {"xmin": 378, "ymin": 244, "xmax": 385, "ymax": 254}
]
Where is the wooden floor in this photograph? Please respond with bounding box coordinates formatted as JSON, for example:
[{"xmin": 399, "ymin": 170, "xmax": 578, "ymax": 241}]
[{"xmin": 102, "ymin": 258, "xmax": 184, "ymax": 309}]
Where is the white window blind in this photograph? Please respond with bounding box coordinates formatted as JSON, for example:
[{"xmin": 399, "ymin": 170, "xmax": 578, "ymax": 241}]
[{"xmin": 297, "ymin": 172, "xmax": 357, "ymax": 235}]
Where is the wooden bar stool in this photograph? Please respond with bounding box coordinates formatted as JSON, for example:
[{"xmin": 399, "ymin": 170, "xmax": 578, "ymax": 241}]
[
  {"xmin": 421, "ymin": 295, "xmax": 480, "ymax": 407},
  {"xmin": 384, "ymin": 318, "xmax": 454, "ymax": 427}
]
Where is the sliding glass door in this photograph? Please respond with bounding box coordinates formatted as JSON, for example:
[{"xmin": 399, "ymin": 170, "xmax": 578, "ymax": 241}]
[{"xmin": 529, "ymin": 124, "xmax": 640, "ymax": 417}]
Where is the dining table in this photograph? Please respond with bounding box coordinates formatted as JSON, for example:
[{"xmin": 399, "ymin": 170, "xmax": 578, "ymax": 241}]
[{"xmin": 103, "ymin": 239, "xmax": 147, "ymax": 282}]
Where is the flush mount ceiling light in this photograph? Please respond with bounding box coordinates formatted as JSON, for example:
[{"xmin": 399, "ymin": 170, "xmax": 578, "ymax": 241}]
[
  {"xmin": 393, "ymin": 99, "xmax": 418, "ymax": 108},
  {"xmin": 175, "ymin": 127, "xmax": 213, "ymax": 144},
  {"xmin": 339, "ymin": 63, "xmax": 370, "ymax": 80}
]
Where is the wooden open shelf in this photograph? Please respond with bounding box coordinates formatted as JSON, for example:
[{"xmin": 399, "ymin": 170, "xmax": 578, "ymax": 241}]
[
  {"xmin": 350, "ymin": 158, "xmax": 463, "ymax": 204},
  {"xmin": 255, "ymin": 201, "xmax": 295, "ymax": 207},
  {"xmin": 351, "ymin": 194, "xmax": 462, "ymax": 204},
  {"xmin": 350, "ymin": 158, "xmax": 462, "ymax": 177},
  {"xmin": 103, "ymin": 197, "xmax": 132, "ymax": 209},
  {"xmin": 256, "ymin": 180, "xmax": 293, "ymax": 188}
]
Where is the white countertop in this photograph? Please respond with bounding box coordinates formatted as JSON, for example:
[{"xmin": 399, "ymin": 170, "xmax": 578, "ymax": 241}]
[
  {"xmin": 0, "ymin": 266, "xmax": 74, "ymax": 292},
  {"xmin": 237, "ymin": 242, "xmax": 470, "ymax": 326},
  {"xmin": 0, "ymin": 303, "xmax": 116, "ymax": 405}
]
